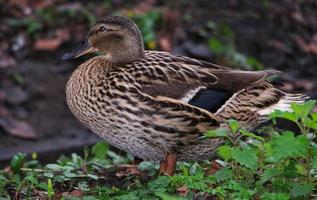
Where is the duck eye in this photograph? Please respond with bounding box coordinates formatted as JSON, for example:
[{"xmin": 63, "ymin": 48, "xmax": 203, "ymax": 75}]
[{"xmin": 99, "ymin": 26, "xmax": 107, "ymax": 32}]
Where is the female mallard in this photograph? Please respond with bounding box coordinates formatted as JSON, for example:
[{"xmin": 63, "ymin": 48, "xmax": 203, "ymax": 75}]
[{"xmin": 64, "ymin": 16, "xmax": 306, "ymax": 175}]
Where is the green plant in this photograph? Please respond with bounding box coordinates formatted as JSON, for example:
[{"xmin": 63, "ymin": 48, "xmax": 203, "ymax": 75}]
[
  {"xmin": 207, "ymin": 22, "xmax": 264, "ymax": 70},
  {"xmin": 0, "ymin": 101, "xmax": 316, "ymax": 199},
  {"xmin": 130, "ymin": 11, "xmax": 162, "ymax": 49}
]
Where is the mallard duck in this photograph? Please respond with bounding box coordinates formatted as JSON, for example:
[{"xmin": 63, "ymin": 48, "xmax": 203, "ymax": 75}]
[{"xmin": 63, "ymin": 16, "xmax": 306, "ymax": 175}]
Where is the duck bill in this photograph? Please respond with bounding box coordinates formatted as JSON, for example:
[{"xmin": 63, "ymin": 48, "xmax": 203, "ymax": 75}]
[{"xmin": 62, "ymin": 39, "xmax": 96, "ymax": 60}]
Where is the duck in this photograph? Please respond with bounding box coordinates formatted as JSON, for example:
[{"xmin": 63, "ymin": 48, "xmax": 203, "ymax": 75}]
[{"xmin": 63, "ymin": 16, "xmax": 306, "ymax": 175}]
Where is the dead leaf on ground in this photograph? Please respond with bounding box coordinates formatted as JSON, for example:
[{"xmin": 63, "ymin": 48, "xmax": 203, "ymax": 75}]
[
  {"xmin": 0, "ymin": 106, "xmax": 9, "ymax": 117},
  {"xmin": 177, "ymin": 186, "xmax": 188, "ymax": 197},
  {"xmin": 206, "ymin": 161, "xmax": 222, "ymax": 176},
  {"xmin": 34, "ymin": 27, "xmax": 71, "ymax": 51},
  {"xmin": 115, "ymin": 164, "xmax": 142, "ymax": 177},
  {"xmin": 69, "ymin": 189, "xmax": 83, "ymax": 197},
  {"xmin": 33, "ymin": 38, "xmax": 63, "ymax": 51},
  {"xmin": 4, "ymin": 86, "xmax": 28, "ymax": 105},
  {"xmin": 0, "ymin": 117, "xmax": 37, "ymax": 139},
  {"xmin": 3, "ymin": 166, "xmax": 11, "ymax": 173},
  {"xmin": 294, "ymin": 35, "xmax": 317, "ymax": 54},
  {"xmin": 0, "ymin": 52, "xmax": 16, "ymax": 68},
  {"xmin": 294, "ymin": 79, "xmax": 315, "ymax": 91},
  {"xmin": 159, "ymin": 37, "xmax": 172, "ymax": 52},
  {"xmin": 268, "ymin": 40, "xmax": 292, "ymax": 53}
]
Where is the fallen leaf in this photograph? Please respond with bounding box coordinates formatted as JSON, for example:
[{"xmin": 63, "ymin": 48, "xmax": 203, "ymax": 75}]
[
  {"xmin": 159, "ymin": 36, "xmax": 172, "ymax": 52},
  {"xmin": 0, "ymin": 90, "xmax": 5, "ymax": 101},
  {"xmin": 177, "ymin": 186, "xmax": 188, "ymax": 197},
  {"xmin": 33, "ymin": 38, "xmax": 62, "ymax": 51},
  {"xmin": 268, "ymin": 40, "xmax": 292, "ymax": 53},
  {"xmin": 0, "ymin": 117, "xmax": 37, "ymax": 139},
  {"xmin": 0, "ymin": 106, "xmax": 9, "ymax": 117},
  {"xmin": 206, "ymin": 161, "xmax": 222, "ymax": 176},
  {"xmin": 294, "ymin": 35, "xmax": 317, "ymax": 54},
  {"xmin": 0, "ymin": 52, "xmax": 16, "ymax": 68},
  {"xmin": 30, "ymin": 0, "xmax": 53, "ymax": 9},
  {"xmin": 56, "ymin": 28, "xmax": 71, "ymax": 42},
  {"xmin": 3, "ymin": 166, "xmax": 11, "ymax": 173},
  {"xmin": 69, "ymin": 190, "xmax": 83, "ymax": 197},
  {"xmin": 294, "ymin": 79, "xmax": 315, "ymax": 91},
  {"xmin": 4, "ymin": 86, "xmax": 28, "ymax": 105},
  {"xmin": 115, "ymin": 164, "xmax": 142, "ymax": 177}
]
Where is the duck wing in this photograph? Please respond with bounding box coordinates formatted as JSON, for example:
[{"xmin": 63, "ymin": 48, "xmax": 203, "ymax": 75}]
[{"xmin": 126, "ymin": 51, "xmax": 280, "ymax": 113}]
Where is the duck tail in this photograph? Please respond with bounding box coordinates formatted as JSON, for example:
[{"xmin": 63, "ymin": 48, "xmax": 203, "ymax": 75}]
[
  {"xmin": 215, "ymin": 81, "xmax": 308, "ymax": 130},
  {"xmin": 257, "ymin": 92, "xmax": 308, "ymax": 116}
]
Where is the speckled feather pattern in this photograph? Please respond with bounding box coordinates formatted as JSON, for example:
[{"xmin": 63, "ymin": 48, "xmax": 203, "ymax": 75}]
[{"xmin": 66, "ymin": 51, "xmax": 306, "ymax": 161}]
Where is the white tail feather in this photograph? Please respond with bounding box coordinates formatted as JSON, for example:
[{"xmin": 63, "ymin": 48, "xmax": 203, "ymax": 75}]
[{"xmin": 258, "ymin": 93, "xmax": 308, "ymax": 116}]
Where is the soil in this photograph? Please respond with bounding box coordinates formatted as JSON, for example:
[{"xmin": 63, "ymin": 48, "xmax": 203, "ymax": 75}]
[
  {"xmin": 0, "ymin": 0, "xmax": 316, "ymax": 165},
  {"xmin": 0, "ymin": 54, "xmax": 99, "ymax": 165}
]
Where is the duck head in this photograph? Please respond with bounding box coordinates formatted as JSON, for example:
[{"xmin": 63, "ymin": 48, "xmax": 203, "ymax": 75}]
[{"xmin": 63, "ymin": 16, "xmax": 145, "ymax": 64}]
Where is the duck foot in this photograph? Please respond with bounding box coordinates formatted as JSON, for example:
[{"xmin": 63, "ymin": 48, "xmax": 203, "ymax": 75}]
[{"xmin": 159, "ymin": 154, "xmax": 177, "ymax": 176}]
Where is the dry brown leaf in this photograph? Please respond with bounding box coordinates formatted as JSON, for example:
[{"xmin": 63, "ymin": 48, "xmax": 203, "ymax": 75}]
[
  {"xmin": 159, "ymin": 37, "xmax": 172, "ymax": 52},
  {"xmin": 177, "ymin": 186, "xmax": 188, "ymax": 197},
  {"xmin": 268, "ymin": 40, "xmax": 291, "ymax": 53},
  {"xmin": 115, "ymin": 164, "xmax": 142, "ymax": 177},
  {"xmin": 0, "ymin": 106, "xmax": 9, "ymax": 117},
  {"xmin": 294, "ymin": 79, "xmax": 315, "ymax": 91},
  {"xmin": 69, "ymin": 190, "xmax": 83, "ymax": 197},
  {"xmin": 33, "ymin": 38, "xmax": 62, "ymax": 51},
  {"xmin": 294, "ymin": 35, "xmax": 317, "ymax": 54},
  {"xmin": 0, "ymin": 117, "xmax": 37, "ymax": 139},
  {"xmin": 0, "ymin": 52, "xmax": 16, "ymax": 68},
  {"xmin": 3, "ymin": 166, "xmax": 11, "ymax": 173},
  {"xmin": 206, "ymin": 161, "xmax": 221, "ymax": 176},
  {"xmin": 4, "ymin": 86, "xmax": 28, "ymax": 105}
]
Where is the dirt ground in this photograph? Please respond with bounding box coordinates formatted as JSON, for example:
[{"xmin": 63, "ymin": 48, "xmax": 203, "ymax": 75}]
[{"xmin": 0, "ymin": 0, "xmax": 316, "ymax": 164}]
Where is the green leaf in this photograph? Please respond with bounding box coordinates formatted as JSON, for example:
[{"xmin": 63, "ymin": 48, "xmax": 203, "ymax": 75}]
[
  {"xmin": 270, "ymin": 110, "xmax": 298, "ymax": 123},
  {"xmin": 306, "ymin": 118, "xmax": 317, "ymax": 130},
  {"xmin": 311, "ymin": 155, "xmax": 317, "ymax": 169},
  {"xmin": 47, "ymin": 178, "xmax": 55, "ymax": 198},
  {"xmin": 208, "ymin": 38, "xmax": 226, "ymax": 53},
  {"xmin": 261, "ymin": 192, "xmax": 290, "ymax": 200},
  {"xmin": 240, "ymin": 129, "xmax": 264, "ymax": 142},
  {"xmin": 204, "ymin": 128, "xmax": 228, "ymax": 138},
  {"xmin": 232, "ymin": 147, "xmax": 258, "ymax": 170},
  {"xmin": 291, "ymin": 100, "xmax": 315, "ymax": 120},
  {"xmin": 25, "ymin": 175, "xmax": 38, "ymax": 186},
  {"xmin": 83, "ymin": 197, "xmax": 98, "ymax": 200},
  {"xmin": 290, "ymin": 183, "xmax": 313, "ymax": 198},
  {"xmin": 155, "ymin": 192, "xmax": 186, "ymax": 200},
  {"xmin": 46, "ymin": 164, "xmax": 62, "ymax": 171},
  {"xmin": 311, "ymin": 112, "xmax": 317, "ymax": 121},
  {"xmin": 217, "ymin": 145, "xmax": 233, "ymax": 161},
  {"xmin": 228, "ymin": 119, "xmax": 240, "ymax": 134},
  {"xmin": 91, "ymin": 141, "xmax": 109, "ymax": 159},
  {"xmin": 246, "ymin": 56, "xmax": 263, "ymax": 70},
  {"xmin": 260, "ymin": 168, "xmax": 279, "ymax": 184},
  {"xmin": 147, "ymin": 176, "xmax": 171, "ymax": 193},
  {"xmin": 265, "ymin": 131, "xmax": 308, "ymax": 162},
  {"xmin": 10, "ymin": 152, "xmax": 25, "ymax": 173},
  {"xmin": 214, "ymin": 167, "xmax": 233, "ymax": 182}
]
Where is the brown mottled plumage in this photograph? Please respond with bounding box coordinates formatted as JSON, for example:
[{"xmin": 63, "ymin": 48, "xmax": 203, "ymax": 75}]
[{"xmin": 64, "ymin": 16, "xmax": 306, "ymax": 175}]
